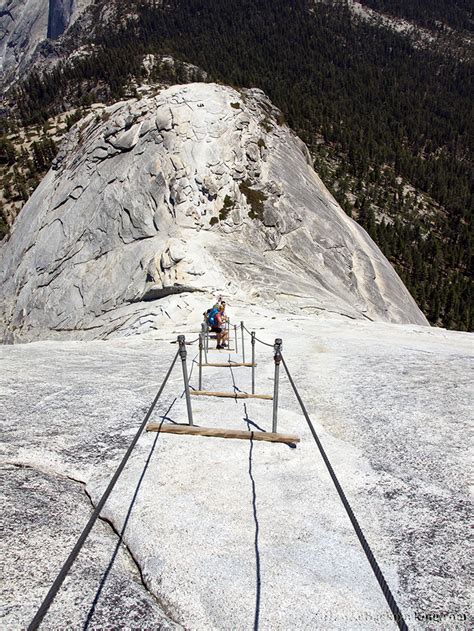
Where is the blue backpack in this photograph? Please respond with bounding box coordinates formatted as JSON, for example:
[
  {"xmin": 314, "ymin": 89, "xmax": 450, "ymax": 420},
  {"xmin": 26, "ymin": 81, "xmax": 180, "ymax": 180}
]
[{"xmin": 207, "ymin": 308, "xmax": 219, "ymax": 327}]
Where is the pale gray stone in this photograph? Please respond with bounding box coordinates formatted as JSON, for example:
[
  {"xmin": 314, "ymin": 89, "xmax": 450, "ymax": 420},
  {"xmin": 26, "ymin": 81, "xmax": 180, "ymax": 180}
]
[
  {"xmin": 0, "ymin": 317, "xmax": 471, "ymax": 629},
  {"xmin": 0, "ymin": 0, "xmax": 93, "ymax": 88},
  {"xmin": 1, "ymin": 464, "xmax": 178, "ymax": 629},
  {"xmin": 156, "ymin": 106, "xmax": 174, "ymax": 132},
  {"xmin": 108, "ymin": 123, "xmax": 142, "ymax": 151},
  {"xmin": 0, "ymin": 83, "xmax": 428, "ymax": 343}
]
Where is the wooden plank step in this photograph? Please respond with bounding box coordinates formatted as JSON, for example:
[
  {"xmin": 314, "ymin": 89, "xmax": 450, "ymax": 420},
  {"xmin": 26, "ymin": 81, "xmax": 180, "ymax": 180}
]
[
  {"xmin": 207, "ymin": 352, "xmax": 236, "ymax": 354},
  {"xmin": 207, "ymin": 348, "xmax": 236, "ymax": 352},
  {"xmin": 202, "ymin": 362, "xmax": 256, "ymax": 367},
  {"xmin": 191, "ymin": 390, "xmax": 273, "ymax": 400},
  {"xmin": 146, "ymin": 423, "xmax": 299, "ymax": 444}
]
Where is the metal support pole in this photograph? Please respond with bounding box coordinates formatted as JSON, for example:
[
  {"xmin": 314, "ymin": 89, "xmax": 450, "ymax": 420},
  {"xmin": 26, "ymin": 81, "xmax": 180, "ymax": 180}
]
[
  {"xmin": 198, "ymin": 333, "xmax": 203, "ymax": 391},
  {"xmin": 272, "ymin": 338, "xmax": 282, "ymax": 433},
  {"xmin": 178, "ymin": 335, "xmax": 194, "ymax": 426},
  {"xmin": 241, "ymin": 321, "xmax": 245, "ymax": 363},
  {"xmin": 234, "ymin": 324, "xmax": 238, "ymax": 353},
  {"xmin": 201, "ymin": 321, "xmax": 208, "ymax": 364},
  {"xmin": 201, "ymin": 321, "xmax": 208, "ymax": 363},
  {"xmin": 251, "ymin": 331, "xmax": 256, "ymax": 394}
]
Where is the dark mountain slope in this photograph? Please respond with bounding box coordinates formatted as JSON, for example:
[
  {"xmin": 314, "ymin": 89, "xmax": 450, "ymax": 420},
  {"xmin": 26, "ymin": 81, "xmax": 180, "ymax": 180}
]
[
  {"xmin": 359, "ymin": 0, "xmax": 473, "ymax": 31},
  {"xmin": 4, "ymin": 0, "xmax": 473, "ymax": 330}
]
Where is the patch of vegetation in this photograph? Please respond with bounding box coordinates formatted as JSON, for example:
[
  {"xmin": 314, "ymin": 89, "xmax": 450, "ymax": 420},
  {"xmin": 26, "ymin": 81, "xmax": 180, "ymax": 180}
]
[
  {"xmin": 65, "ymin": 109, "xmax": 83, "ymax": 130},
  {"xmin": 360, "ymin": 0, "xmax": 473, "ymax": 31},
  {"xmin": 260, "ymin": 117, "xmax": 273, "ymax": 133},
  {"xmin": 219, "ymin": 194, "xmax": 235, "ymax": 221},
  {"xmin": 257, "ymin": 138, "xmax": 266, "ymax": 149},
  {"xmin": 230, "ymin": 101, "xmax": 241, "ymax": 109},
  {"xmin": 0, "ymin": 131, "xmax": 58, "ymax": 237},
  {"xmin": 0, "ymin": 205, "xmax": 8, "ymax": 239},
  {"xmin": 239, "ymin": 181, "xmax": 267, "ymax": 220},
  {"xmin": 209, "ymin": 195, "xmax": 235, "ymax": 226},
  {"xmin": 0, "ymin": 136, "xmax": 17, "ymax": 165},
  {"xmin": 275, "ymin": 112, "xmax": 285, "ymax": 126}
]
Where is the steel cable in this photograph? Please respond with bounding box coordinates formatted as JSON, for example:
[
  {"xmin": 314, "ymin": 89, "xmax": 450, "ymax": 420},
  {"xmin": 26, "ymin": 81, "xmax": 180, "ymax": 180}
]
[
  {"xmin": 280, "ymin": 354, "xmax": 408, "ymax": 631},
  {"xmin": 242, "ymin": 324, "xmax": 274, "ymax": 347},
  {"xmin": 186, "ymin": 337, "xmax": 200, "ymax": 345},
  {"xmin": 227, "ymin": 355, "xmax": 248, "ymax": 397},
  {"xmin": 170, "ymin": 337, "xmax": 200, "ymax": 345},
  {"xmin": 28, "ymin": 349, "xmax": 180, "ymax": 631}
]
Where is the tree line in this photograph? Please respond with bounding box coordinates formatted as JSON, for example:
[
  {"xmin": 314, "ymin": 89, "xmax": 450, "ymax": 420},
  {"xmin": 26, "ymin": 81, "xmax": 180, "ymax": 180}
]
[{"xmin": 7, "ymin": 0, "xmax": 473, "ymax": 329}]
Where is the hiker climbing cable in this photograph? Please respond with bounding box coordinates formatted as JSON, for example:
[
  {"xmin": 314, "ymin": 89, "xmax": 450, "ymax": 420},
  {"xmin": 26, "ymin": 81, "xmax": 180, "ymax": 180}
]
[
  {"xmin": 203, "ymin": 297, "xmax": 228, "ymax": 350},
  {"xmin": 214, "ymin": 304, "xmax": 229, "ymax": 349},
  {"xmin": 204, "ymin": 296, "xmax": 222, "ymax": 325}
]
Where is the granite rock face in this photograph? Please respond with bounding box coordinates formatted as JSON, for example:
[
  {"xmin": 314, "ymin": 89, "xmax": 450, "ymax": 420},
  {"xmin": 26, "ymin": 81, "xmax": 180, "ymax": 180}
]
[
  {"xmin": 1, "ymin": 464, "xmax": 178, "ymax": 629},
  {"xmin": 0, "ymin": 0, "xmax": 48, "ymax": 84},
  {"xmin": 0, "ymin": 0, "xmax": 91, "ymax": 85},
  {"xmin": 1, "ymin": 317, "xmax": 471, "ymax": 628},
  {"xmin": 47, "ymin": 0, "xmax": 74, "ymax": 39},
  {"xmin": 0, "ymin": 83, "xmax": 428, "ymax": 342}
]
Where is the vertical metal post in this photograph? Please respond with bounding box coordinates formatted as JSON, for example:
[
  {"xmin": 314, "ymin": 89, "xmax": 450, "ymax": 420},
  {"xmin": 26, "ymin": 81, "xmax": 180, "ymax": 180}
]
[
  {"xmin": 234, "ymin": 324, "xmax": 238, "ymax": 353},
  {"xmin": 201, "ymin": 321, "xmax": 208, "ymax": 364},
  {"xmin": 178, "ymin": 335, "xmax": 194, "ymax": 426},
  {"xmin": 251, "ymin": 331, "xmax": 256, "ymax": 394},
  {"xmin": 198, "ymin": 333, "xmax": 203, "ymax": 391},
  {"xmin": 241, "ymin": 321, "xmax": 245, "ymax": 363},
  {"xmin": 272, "ymin": 338, "xmax": 282, "ymax": 433}
]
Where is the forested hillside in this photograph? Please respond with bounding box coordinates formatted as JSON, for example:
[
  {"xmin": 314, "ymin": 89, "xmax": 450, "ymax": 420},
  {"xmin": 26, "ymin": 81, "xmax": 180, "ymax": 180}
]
[
  {"xmin": 4, "ymin": 0, "xmax": 473, "ymax": 330},
  {"xmin": 360, "ymin": 0, "xmax": 473, "ymax": 30}
]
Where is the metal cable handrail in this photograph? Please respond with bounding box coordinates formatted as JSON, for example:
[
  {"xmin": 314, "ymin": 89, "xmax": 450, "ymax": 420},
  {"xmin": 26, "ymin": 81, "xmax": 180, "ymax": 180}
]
[
  {"xmin": 171, "ymin": 337, "xmax": 200, "ymax": 345},
  {"xmin": 280, "ymin": 353, "xmax": 408, "ymax": 631},
  {"xmin": 30, "ymin": 321, "xmax": 408, "ymax": 631},
  {"xmin": 242, "ymin": 324, "xmax": 274, "ymax": 347},
  {"xmin": 28, "ymin": 350, "xmax": 180, "ymax": 630}
]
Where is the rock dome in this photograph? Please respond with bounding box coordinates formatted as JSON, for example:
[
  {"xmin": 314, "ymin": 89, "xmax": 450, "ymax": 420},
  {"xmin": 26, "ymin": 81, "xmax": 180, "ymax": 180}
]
[{"xmin": 0, "ymin": 83, "xmax": 428, "ymax": 342}]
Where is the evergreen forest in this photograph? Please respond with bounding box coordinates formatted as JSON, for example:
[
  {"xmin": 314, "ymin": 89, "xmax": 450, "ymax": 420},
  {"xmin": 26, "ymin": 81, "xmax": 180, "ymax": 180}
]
[{"xmin": 7, "ymin": 0, "xmax": 473, "ymax": 330}]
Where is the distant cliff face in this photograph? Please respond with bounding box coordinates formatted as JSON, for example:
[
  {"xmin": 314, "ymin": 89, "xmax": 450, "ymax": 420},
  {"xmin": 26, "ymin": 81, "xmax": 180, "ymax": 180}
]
[
  {"xmin": 47, "ymin": 0, "xmax": 74, "ymax": 39},
  {"xmin": 0, "ymin": 83, "xmax": 428, "ymax": 342},
  {"xmin": 0, "ymin": 0, "xmax": 91, "ymax": 86},
  {"xmin": 0, "ymin": 0, "xmax": 48, "ymax": 83}
]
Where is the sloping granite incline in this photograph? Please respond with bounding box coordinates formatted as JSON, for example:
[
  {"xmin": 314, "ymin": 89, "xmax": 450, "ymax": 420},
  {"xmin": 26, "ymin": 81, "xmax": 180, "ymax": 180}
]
[{"xmin": 0, "ymin": 83, "xmax": 428, "ymax": 342}]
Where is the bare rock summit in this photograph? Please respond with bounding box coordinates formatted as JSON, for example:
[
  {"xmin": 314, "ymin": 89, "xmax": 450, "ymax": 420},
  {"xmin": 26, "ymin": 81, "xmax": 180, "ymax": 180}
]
[{"xmin": 0, "ymin": 83, "xmax": 428, "ymax": 342}]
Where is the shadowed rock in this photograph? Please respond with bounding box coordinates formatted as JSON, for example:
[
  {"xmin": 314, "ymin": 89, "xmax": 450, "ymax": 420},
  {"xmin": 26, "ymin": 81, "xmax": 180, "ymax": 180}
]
[{"xmin": 48, "ymin": 0, "xmax": 74, "ymax": 39}]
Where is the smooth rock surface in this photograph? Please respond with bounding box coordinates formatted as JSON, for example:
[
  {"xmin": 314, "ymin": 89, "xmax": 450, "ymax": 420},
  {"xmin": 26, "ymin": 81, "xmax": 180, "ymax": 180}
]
[
  {"xmin": 1, "ymin": 311, "xmax": 471, "ymax": 629},
  {"xmin": 47, "ymin": 0, "xmax": 75, "ymax": 39},
  {"xmin": 0, "ymin": 83, "xmax": 428, "ymax": 343},
  {"xmin": 0, "ymin": 0, "xmax": 48, "ymax": 82},
  {"xmin": 0, "ymin": 0, "xmax": 91, "ymax": 85},
  {"xmin": 1, "ymin": 464, "xmax": 178, "ymax": 629}
]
